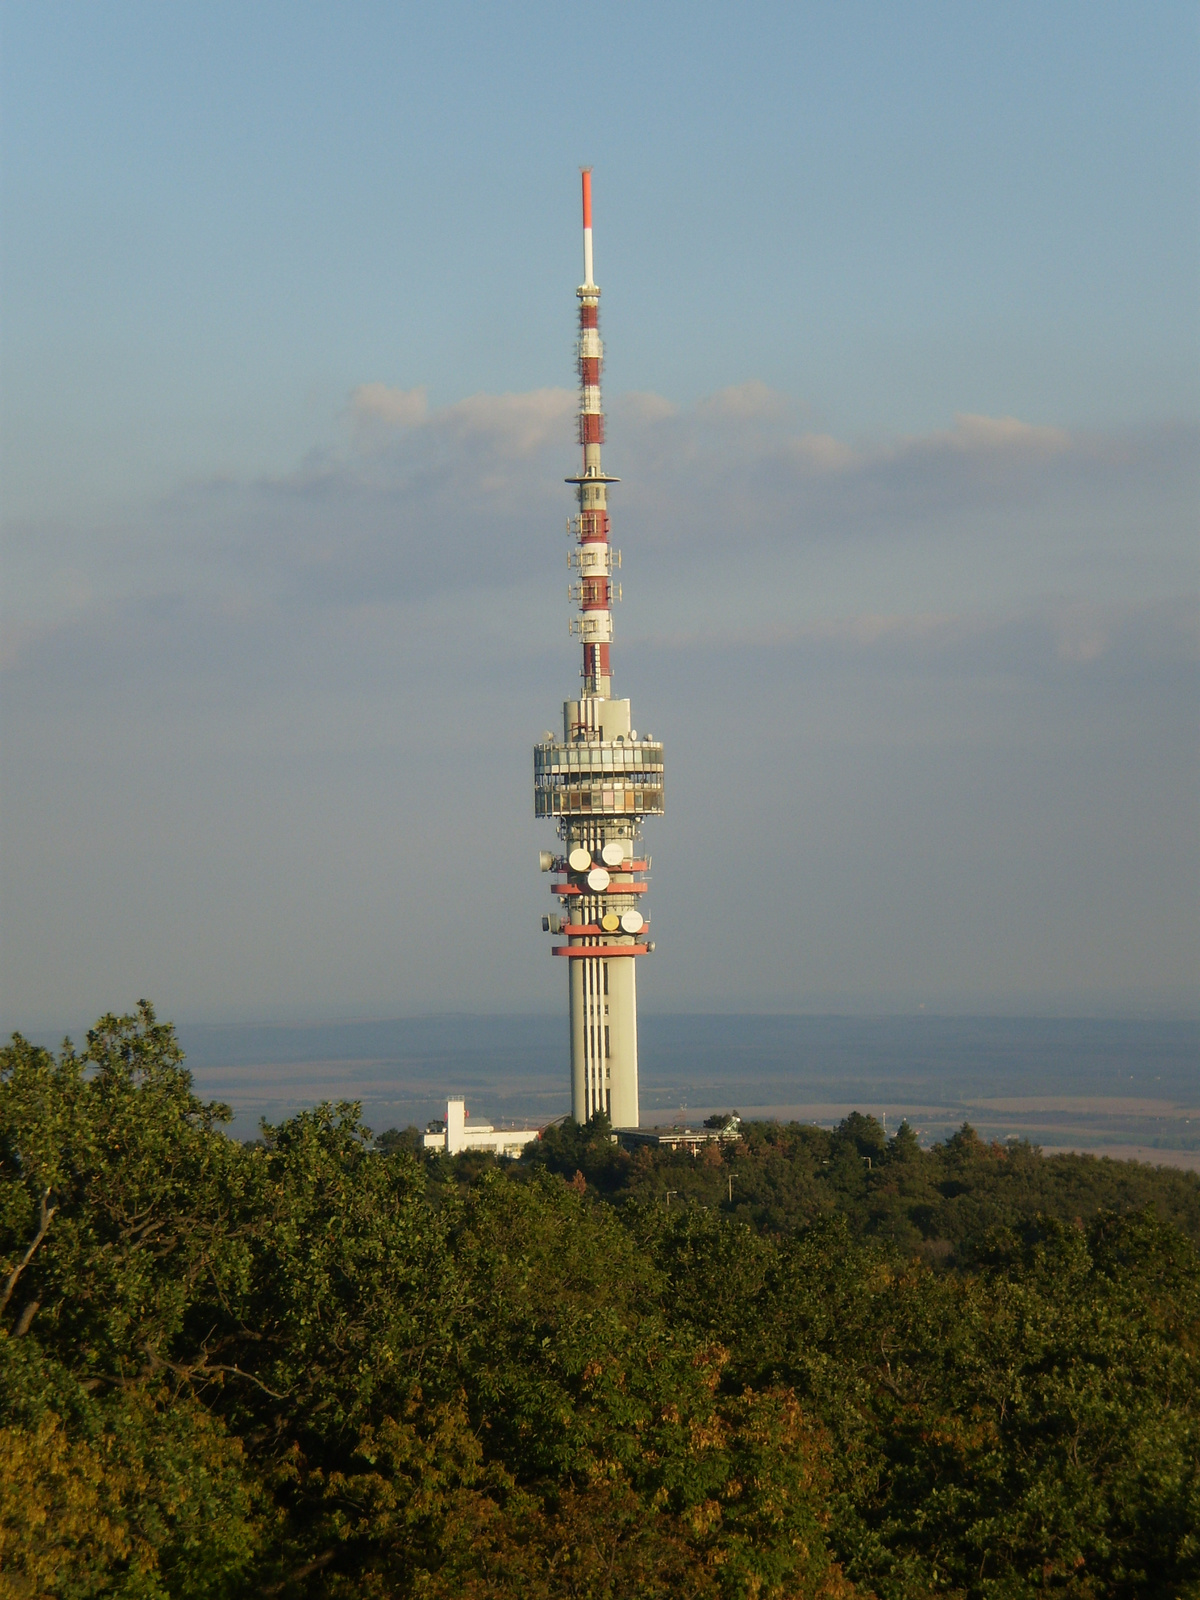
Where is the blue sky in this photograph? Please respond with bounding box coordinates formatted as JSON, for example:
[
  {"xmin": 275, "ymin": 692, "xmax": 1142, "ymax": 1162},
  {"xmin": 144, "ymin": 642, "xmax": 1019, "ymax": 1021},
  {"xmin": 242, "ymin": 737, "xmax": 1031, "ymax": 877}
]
[
  {"xmin": 2, "ymin": 2, "xmax": 1197, "ymax": 1025},
  {"xmin": 5, "ymin": 1, "xmax": 1196, "ymax": 517}
]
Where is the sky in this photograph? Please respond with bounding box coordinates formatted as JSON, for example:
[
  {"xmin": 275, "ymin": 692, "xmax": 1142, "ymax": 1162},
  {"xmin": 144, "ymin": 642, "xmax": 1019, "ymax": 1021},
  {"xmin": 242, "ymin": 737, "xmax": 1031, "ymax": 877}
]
[{"xmin": 1, "ymin": 1, "xmax": 1197, "ymax": 1028}]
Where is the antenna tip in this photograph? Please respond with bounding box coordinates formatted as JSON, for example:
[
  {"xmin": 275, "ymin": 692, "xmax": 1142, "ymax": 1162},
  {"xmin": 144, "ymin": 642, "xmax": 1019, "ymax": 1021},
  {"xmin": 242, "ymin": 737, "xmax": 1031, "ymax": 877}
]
[{"xmin": 581, "ymin": 168, "xmax": 593, "ymax": 230}]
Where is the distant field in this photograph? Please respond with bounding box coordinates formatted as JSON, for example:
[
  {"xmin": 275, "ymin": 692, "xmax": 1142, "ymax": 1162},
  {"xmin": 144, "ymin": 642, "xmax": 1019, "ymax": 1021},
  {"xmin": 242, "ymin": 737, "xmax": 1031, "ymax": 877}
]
[
  {"xmin": 642, "ymin": 1103, "xmax": 1200, "ymax": 1173},
  {"xmin": 17, "ymin": 1011, "xmax": 1194, "ymax": 1161},
  {"xmin": 141, "ymin": 1013, "xmax": 1199, "ymax": 1163}
]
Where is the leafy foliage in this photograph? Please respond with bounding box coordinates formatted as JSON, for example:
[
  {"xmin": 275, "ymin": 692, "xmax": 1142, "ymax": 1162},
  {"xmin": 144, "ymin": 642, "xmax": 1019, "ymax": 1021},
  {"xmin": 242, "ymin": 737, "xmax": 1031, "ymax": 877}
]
[
  {"xmin": 526, "ymin": 1110, "xmax": 1200, "ymax": 1256},
  {"xmin": 2, "ymin": 1006, "xmax": 1198, "ymax": 1597}
]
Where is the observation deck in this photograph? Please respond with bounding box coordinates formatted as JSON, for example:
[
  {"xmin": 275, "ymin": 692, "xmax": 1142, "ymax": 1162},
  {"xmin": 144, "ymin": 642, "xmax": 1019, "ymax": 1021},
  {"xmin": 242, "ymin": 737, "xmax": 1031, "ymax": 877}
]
[{"xmin": 534, "ymin": 738, "xmax": 665, "ymax": 818}]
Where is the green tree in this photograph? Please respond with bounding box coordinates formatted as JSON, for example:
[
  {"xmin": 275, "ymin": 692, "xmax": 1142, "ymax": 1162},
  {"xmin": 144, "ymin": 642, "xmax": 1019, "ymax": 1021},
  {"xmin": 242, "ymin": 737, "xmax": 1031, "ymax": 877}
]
[
  {"xmin": 4, "ymin": 1003, "xmax": 1198, "ymax": 1598},
  {"xmin": 0, "ymin": 1005, "xmax": 262, "ymax": 1596}
]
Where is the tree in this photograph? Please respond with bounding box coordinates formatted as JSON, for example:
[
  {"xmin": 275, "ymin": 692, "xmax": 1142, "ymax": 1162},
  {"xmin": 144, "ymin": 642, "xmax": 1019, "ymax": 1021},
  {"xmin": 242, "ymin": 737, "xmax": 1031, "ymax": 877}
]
[
  {"xmin": 3, "ymin": 1003, "xmax": 1197, "ymax": 1597},
  {"xmin": 0, "ymin": 1005, "xmax": 262, "ymax": 1595}
]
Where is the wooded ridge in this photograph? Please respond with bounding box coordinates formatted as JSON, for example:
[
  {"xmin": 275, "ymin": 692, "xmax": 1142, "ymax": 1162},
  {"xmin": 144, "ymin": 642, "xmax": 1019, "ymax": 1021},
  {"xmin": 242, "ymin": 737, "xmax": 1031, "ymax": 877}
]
[{"xmin": 2, "ymin": 1004, "xmax": 1196, "ymax": 1598}]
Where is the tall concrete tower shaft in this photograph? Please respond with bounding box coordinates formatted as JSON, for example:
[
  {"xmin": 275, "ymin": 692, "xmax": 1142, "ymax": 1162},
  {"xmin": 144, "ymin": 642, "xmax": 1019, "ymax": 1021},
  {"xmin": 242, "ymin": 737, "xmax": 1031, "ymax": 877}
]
[{"xmin": 534, "ymin": 169, "xmax": 664, "ymax": 1129}]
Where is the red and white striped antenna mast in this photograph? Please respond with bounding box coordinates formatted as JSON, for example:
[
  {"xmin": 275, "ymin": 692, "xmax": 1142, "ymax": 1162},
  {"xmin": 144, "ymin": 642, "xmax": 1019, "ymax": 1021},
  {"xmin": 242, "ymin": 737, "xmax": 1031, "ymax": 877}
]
[
  {"xmin": 569, "ymin": 167, "xmax": 618, "ymax": 698},
  {"xmin": 533, "ymin": 171, "xmax": 665, "ymax": 1132},
  {"xmin": 581, "ymin": 165, "xmax": 595, "ymax": 288}
]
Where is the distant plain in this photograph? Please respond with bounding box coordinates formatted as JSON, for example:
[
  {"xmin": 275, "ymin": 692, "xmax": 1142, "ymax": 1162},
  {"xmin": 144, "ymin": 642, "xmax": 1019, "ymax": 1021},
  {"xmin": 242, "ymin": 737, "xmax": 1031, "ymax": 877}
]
[{"xmin": 133, "ymin": 1013, "xmax": 1200, "ymax": 1169}]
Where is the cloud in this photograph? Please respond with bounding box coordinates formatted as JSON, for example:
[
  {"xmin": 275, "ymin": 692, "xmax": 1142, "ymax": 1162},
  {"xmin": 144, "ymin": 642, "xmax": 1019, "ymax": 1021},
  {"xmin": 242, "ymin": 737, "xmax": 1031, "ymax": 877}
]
[
  {"xmin": 349, "ymin": 383, "xmax": 429, "ymax": 428},
  {"xmin": 916, "ymin": 413, "xmax": 1071, "ymax": 459},
  {"xmin": 0, "ymin": 619, "xmax": 45, "ymax": 671},
  {"xmin": 8, "ymin": 570, "xmax": 1194, "ymax": 715},
  {"xmin": 641, "ymin": 598, "xmax": 1200, "ymax": 676},
  {"xmin": 785, "ymin": 432, "xmax": 858, "ymax": 472},
  {"xmin": 328, "ymin": 383, "xmax": 1175, "ymax": 524},
  {"xmin": 349, "ymin": 381, "xmax": 573, "ymax": 455},
  {"xmin": 617, "ymin": 391, "xmax": 679, "ymax": 424},
  {"xmin": 4, "ymin": 383, "xmax": 1195, "ymax": 664},
  {"xmin": 3, "ymin": 383, "xmax": 1196, "ymax": 1024},
  {"xmin": 435, "ymin": 388, "xmax": 575, "ymax": 454},
  {"xmin": 335, "ymin": 382, "xmax": 1086, "ymax": 524},
  {"xmin": 1050, "ymin": 601, "xmax": 1113, "ymax": 665},
  {"xmin": 695, "ymin": 380, "xmax": 793, "ymax": 421},
  {"xmin": 1044, "ymin": 598, "xmax": 1200, "ymax": 668}
]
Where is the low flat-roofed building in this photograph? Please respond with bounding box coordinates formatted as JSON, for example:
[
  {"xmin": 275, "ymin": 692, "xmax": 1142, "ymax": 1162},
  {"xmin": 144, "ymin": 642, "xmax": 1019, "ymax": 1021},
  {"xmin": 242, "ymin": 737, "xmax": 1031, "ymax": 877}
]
[
  {"xmin": 618, "ymin": 1116, "xmax": 742, "ymax": 1155},
  {"xmin": 423, "ymin": 1096, "xmax": 541, "ymax": 1158}
]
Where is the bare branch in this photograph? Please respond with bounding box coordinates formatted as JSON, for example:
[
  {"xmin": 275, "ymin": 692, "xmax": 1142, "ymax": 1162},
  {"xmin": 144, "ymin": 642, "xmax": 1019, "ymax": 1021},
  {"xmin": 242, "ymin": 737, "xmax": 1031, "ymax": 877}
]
[
  {"xmin": 202, "ymin": 1363, "xmax": 293, "ymax": 1400},
  {"xmin": 158, "ymin": 1350, "xmax": 293, "ymax": 1401},
  {"xmin": 13, "ymin": 1300, "xmax": 40, "ymax": 1337},
  {"xmin": 261, "ymin": 1550, "xmax": 336, "ymax": 1596},
  {"xmin": 0, "ymin": 1189, "xmax": 56, "ymax": 1318}
]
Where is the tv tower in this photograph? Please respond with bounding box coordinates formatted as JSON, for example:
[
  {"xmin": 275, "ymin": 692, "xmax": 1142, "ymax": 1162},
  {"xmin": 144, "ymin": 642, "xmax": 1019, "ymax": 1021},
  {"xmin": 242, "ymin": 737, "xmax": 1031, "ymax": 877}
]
[{"xmin": 535, "ymin": 169, "xmax": 664, "ymax": 1130}]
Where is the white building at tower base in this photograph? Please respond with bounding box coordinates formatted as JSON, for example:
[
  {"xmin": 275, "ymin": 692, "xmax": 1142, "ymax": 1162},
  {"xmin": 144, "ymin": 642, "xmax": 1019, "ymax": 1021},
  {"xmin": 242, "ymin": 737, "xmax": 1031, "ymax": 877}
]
[{"xmin": 422, "ymin": 1096, "xmax": 542, "ymax": 1157}]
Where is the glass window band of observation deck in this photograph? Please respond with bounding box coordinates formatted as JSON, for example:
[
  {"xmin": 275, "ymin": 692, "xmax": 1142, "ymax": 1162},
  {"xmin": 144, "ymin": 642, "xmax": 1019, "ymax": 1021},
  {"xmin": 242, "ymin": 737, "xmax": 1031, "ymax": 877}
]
[
  {"xmin": 533, "ymin": 742, "xmax": 664, "ymax": 817},
  {"xmin": 534, "ymin": 783, "xmax": 664, "ymax": 818},
  {"xmin": 534, "ymin": 742, "xmax": 664, "ymax": 775}
]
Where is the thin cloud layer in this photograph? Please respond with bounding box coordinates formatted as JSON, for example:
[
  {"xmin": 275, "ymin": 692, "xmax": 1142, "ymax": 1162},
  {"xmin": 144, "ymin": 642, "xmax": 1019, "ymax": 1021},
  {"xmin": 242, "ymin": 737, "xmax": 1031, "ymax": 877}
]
[
  {"xmin": 350, "ymin": 383, "xmax": 429, "ymax": 428},
  {"xmin": 634, "ymin": 597, "xmax": 1199, "ymax": 674},
  {"xmin": 2, "ymin": 382, "xmax": 1196, "ymax": 1022},
  {"xmin": 347, "ymin": 383, "xmax": 574, "ymax": 456},
  {"xmin": 2, "ymin": 379, "xmax": 1195, "ymax": 704},
  {"xmin": 157, "ymin": 385, "xmax": 1198, "ymax": 616},
  {"xmin": 3, "ymin": 385, "xmax": 1194, "ymax": 663}
]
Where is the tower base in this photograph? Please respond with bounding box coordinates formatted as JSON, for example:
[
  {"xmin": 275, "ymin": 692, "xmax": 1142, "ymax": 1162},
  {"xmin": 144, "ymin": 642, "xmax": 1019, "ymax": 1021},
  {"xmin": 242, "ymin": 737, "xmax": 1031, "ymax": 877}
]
[{"xmin": 569, "ymin": 951, "xmax": 639, "ymax": 1126}]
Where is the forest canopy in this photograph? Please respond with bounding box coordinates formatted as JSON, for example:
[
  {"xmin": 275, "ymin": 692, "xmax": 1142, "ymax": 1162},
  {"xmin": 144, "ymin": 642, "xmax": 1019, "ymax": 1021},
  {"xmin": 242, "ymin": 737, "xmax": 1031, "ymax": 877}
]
[{"xmin": 1, "ymin": 1004, "xmax": 1197, "ymax": 1598}]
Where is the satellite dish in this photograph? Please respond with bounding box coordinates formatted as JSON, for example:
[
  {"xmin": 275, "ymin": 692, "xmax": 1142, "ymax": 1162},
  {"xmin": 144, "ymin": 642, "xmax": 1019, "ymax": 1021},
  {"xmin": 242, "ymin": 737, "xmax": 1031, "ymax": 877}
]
[
  {"xmin": 587, "ymin": 867, "xmax": 611, "ymax": 891},
  {"xmin": 620, "ymin": 910, "xmax": 644, "ymax": 934},
  {"xmin": 600, "ymin": 841, "xmax": 625, "ymax": 867},
  {"xmin": 601, "ymin": 912, "xmax": 621, "ymax": 932},
  {"xmin": 568, "ymin": 847, "xmax": 591, "ymax": 872}
]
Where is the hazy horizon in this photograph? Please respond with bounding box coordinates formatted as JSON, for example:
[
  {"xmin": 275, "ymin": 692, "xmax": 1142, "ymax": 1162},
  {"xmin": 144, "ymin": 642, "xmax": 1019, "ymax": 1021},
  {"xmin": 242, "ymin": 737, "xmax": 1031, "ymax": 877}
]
[
  {"xmin": 10, "ymin": 1012, "xmax": 1196, "ymax": 1173},
  {"xmin": 7, "ymin": 1001, "xmax": 1200, "ymax": 1042}
]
